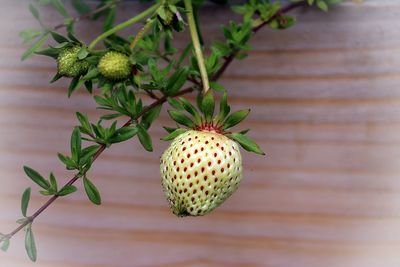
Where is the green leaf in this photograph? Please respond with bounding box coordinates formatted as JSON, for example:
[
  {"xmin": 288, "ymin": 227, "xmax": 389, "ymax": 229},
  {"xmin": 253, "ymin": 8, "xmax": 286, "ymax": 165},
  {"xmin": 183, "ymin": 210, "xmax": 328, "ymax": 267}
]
[
  {"xmin": 50, "ymin": 0, "xmax": 69, "ymax": 18},
  {"xmin": 19, "ymin": 29, "xmax": 42, "ymax": 44},
  {"xmin": 35, "ymin": 47, "xmax": 60, "ymax": 59},
  {"xmin": 103, "ymin": 7, "xmax": 116, "ymax": 32},
  {"xmin": 76, "ymin": 112, "xmax": 92, "ymax": 135},
  {"xmin": 71, "ymin": 127, "xmax": 82, "ymax": 163},
  {"xmin": 209, "ymin": 81, "xmax": 226, "ymax": 92},
  {"xmin": 228, "ymin": 133, "xmax": 265, "ymax": 155},
  {"xmin": 168, "ymin": 110, "xmax": 194, "ymax": 128},
  {"xmin": 201, "ymin": 90, "xmax": 215, "ymax": 123},
  {"xmin": 83, "ymin": 176, "xmax": 101, "ymax": 205},
  {"xmin": 316, "ymin": 0, "xmax": 329, "ymax": 11},
  {"xmin": 49, "ymin": 173, "xmax": 58, "ymax": 192},
  {"xmin": 77, "ymin": 47, "xmax": 89, "ymax": 60},
  {"xmin": 167, "ymin": 97, "xmax": 184, "ymax": 110},
  {"xmin": 21, "ymin": 188, "xmax": 31, "ymax": 217},
  {"xmin": 58, "ymin": 185, "xmax": 77, "ymax": 196},
  {"xmin": 141, "ymin": 105, "xmax": 162, "ymax": 130},
  {"xmin": 50, "ymin": 31, "xmax": 69, "ymax": 43},
  {"xmin": 179, "ymin": 97, "xmax": 202, "ymax": 124},
  {"xmin": 161, "ymin": 128, "xmax": 187, "ymax": 141},
  {"xmin": 25, "ymin": 225, "xmax": 37, "ymax": 262},
  {"xmin": 23, "ymin": 166, "xmax": 50, "ymax": 190},
  {"xmin": 137, "ymin": 125, "xmax": 153, "ymax": 152},
  {"xmin": 109, "ymin": 126, "xmax": 139, "ymax": 143},
  {"xmin": 223, "ymin": 109, "xmax": 250, "ymax": 130},
  {"xmin": 166, "ymin": 67, "xmax": 189, "ymax": 95},
  {"xmin": 21, "ymin": 33, "xmax": 49, "ymax": 61},
  {"xmin": 79, "ymin": 145, "xmax": 100, "ymax": 166},
  {"xmin": 1, "ymin": 238, "xmax": 10, "ymax": 252},
  {"xmin": 29, "ymin": 4, "xmax": 42, "ymax": 24},
  {"xmin": 71, "ymin": 0, "xmax": 91, "ymax": 15}
]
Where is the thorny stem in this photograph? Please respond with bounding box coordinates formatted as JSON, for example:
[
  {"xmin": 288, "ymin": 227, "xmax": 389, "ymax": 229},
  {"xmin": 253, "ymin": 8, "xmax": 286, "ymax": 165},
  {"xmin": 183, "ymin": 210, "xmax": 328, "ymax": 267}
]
[
  {"xmin": 184, "ymin": 0, "xmax": 210, "ymax": 94},
  {"xmin": 53, "ymin": 0, "xmax": 122, "ymax": 30},
  {"xmin": 2, "ymin": 1, "xmax": 303, "ymax": 242}
]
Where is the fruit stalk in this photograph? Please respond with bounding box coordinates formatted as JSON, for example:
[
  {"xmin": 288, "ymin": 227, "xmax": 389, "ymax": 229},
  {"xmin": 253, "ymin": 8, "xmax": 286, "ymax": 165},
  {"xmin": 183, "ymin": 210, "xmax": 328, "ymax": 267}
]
[{"xmin": 184, "ymin": 0, "xmax": 210, "ymax": 94}]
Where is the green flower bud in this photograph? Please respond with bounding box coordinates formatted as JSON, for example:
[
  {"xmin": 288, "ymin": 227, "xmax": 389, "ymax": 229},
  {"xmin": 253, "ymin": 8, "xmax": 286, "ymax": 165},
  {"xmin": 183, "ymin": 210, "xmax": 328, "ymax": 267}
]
[
  {"xmin": 98, "ymin": 51, "xmax": 131, "ymax": 80},
  {"xmin": 57, "ymin": 46, "xmax": 89, "ymax": 78}
]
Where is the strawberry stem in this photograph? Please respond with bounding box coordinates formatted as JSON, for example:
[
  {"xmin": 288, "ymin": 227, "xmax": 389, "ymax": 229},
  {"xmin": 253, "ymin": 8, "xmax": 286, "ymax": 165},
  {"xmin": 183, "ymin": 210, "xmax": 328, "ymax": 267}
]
[{"xmin": 184, "ymin": 0, "xmax": 210, "ymax": 94}]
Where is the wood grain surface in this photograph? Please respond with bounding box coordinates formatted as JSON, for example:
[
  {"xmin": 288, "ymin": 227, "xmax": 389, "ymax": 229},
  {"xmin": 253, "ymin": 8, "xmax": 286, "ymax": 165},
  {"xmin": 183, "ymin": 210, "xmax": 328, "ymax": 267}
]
[{"xmin": 1, "ymin": 0, "xmax": 400, "ymax": 266}]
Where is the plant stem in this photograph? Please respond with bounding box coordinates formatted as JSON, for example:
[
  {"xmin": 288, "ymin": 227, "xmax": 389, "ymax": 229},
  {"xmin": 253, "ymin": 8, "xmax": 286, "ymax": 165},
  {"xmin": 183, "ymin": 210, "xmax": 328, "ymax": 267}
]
[
  {"xmin": 88, "ymin": 2, "xmax": 162, "ymax": 50},
  {"xmin": 3, "ymin": 0, "xmax": 303, "ymax": 241},
  {"xmin": 184, "ymin": 0, "xmax": 210, "ymax": 94}
]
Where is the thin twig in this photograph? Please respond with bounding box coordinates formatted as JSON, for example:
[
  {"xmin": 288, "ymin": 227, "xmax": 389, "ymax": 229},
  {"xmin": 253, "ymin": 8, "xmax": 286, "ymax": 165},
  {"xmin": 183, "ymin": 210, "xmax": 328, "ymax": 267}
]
[{"xmin": 4, "ymin": 1, "xmax": 303, "ymax": 240}]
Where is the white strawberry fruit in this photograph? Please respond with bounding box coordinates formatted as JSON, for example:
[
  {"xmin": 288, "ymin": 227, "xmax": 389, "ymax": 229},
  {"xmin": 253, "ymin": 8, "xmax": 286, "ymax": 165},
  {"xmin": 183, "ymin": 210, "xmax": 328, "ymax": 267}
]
[{"xmin": 160, "ymin": 91, "xmax": 264, "ymax": 216}]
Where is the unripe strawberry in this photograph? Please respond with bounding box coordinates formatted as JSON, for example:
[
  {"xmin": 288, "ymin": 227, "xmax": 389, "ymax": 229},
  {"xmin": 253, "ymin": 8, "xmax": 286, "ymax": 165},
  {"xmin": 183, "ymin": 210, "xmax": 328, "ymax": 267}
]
[
  {"xmin": 57, "ymin": 45, "xmax": 89, "ymax": 77},
  {"xmin": 160, "ymin": 92, "xmax": 264, "ymax": 217},
  {"xmin": 161, "ymin": 130, "xmax": 242, "ymax": 216},
  {"xmin": 98, "ymin": 51, "xmax": 131, "ymax": 80}
]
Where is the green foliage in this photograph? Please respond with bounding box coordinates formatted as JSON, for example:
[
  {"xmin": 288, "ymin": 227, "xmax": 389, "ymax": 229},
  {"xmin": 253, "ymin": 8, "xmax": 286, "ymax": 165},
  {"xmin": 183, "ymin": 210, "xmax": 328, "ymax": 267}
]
[{"xmin": 5, "ymin": 0, "xmax": 343, "ymax": 262}]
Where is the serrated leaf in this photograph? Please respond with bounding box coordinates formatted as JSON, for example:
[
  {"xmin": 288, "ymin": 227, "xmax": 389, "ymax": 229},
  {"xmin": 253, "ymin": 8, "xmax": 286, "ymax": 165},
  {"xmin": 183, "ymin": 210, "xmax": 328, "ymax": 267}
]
[
  {"xmin": 228, "ymin": 133, "xmax": 265, "ymax": 155},
  {"xmin": 201, "ymin": 90, "xmax": 215, "ymax": 123},
  {"xmin": 21, "ymin": 33, "xmax": 49, "ymax": 61},
  {"xmin": 222, "ymin": 109, "xmax": 250, "ymax": 130},
  {"xmin": 25, "ymin": 225, "xmax": 37, "ymax": 262},
  {"xmin": 137, "ymin": 125, "xmax": 153, "ymax": 152},
  {"xmin": 168, "ymin": 110, "xmax": 195, "ymax": 128},
  {"xmin": 23, "ymin": 166, "xmax": 50, "ymax": 190},
  {"xmin": 161, "ymin": 128, "xmax": 187, "ymax": 141},
  {"xmin": 21, "ymin": 188, "xmax": 31, "ymax": 217},
  {"xmin": 57, "ymin": 185, "xmax": 77, "ymax": 196},
  {"xmin": 83, "ymin": 176, "xmax": 101, "ymax": 205}
]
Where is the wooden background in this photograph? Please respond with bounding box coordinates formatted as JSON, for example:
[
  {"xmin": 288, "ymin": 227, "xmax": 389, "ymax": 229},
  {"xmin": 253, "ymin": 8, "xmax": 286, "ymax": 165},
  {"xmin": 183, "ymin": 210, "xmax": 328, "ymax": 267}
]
[{"xmin": 2, "ymin": 0, "xmax": 400, "ymax": 266}]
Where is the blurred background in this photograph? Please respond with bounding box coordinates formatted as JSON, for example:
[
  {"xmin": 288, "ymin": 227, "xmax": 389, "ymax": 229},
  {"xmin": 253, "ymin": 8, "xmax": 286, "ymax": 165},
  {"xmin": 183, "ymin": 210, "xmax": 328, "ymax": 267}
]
[{"xmin": 2, "ymin": 0, "xmax": 400, "ymax": 266}]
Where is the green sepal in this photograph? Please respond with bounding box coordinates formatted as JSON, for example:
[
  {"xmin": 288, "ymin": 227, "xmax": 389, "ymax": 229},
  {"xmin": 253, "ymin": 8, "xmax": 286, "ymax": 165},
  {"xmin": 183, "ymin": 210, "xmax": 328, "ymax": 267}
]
[
  {"xmin": 50, "ymin": 31, "xmax": 69, "ymax": 44},
  {"xmin": 178, "ymin": 97, "xmax": 202, "ymax": 125},
  {"xmin": 201, "ymin": 90, "xmax": 215, "ymax": 123},
  {"xmin": 50, "ymin": 73, "xmax": 62, "ymax": 83},
  {"xmin": 35, "ymin": 47, "xmax": 60, "ymax": 59},
  {"xmin": 161, "ymin": 128, "xmax": 187, "ymax": 141},
  {"xmin": 214, "ymin": 91, "xmax": 230, "ymax": 125},
  {"xmin": 222, "ymin": 109, "xmax": 250, "ymax": 130},
  {"xmin": 168, "ymin": 110, "xmax": 195, "ymax": 128},
  {"xmin": 228, "ymin": 133, "xmax": 265, "ymax": 155},
  {"xmin": 163, "ymin": 126, "xmax": 177, "ymax": 133},
  {"xmin": 167, "ymin": 97, "xmax": 184, "ymax": 110}
]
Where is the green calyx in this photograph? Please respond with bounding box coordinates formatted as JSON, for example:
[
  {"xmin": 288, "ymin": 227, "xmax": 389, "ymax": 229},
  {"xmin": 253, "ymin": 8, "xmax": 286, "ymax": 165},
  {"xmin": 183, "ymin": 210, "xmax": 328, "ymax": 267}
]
[
  {"xmin": 163, "ymin": 91, "xmax": 265, "ymax": 155},
  {"xmin": 57, "ymin": 45, "xmax": 89, "ymax": 78},
  {"xmin": 98, "ymin": 51, "xmax": 132, "ymax": 80}
]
